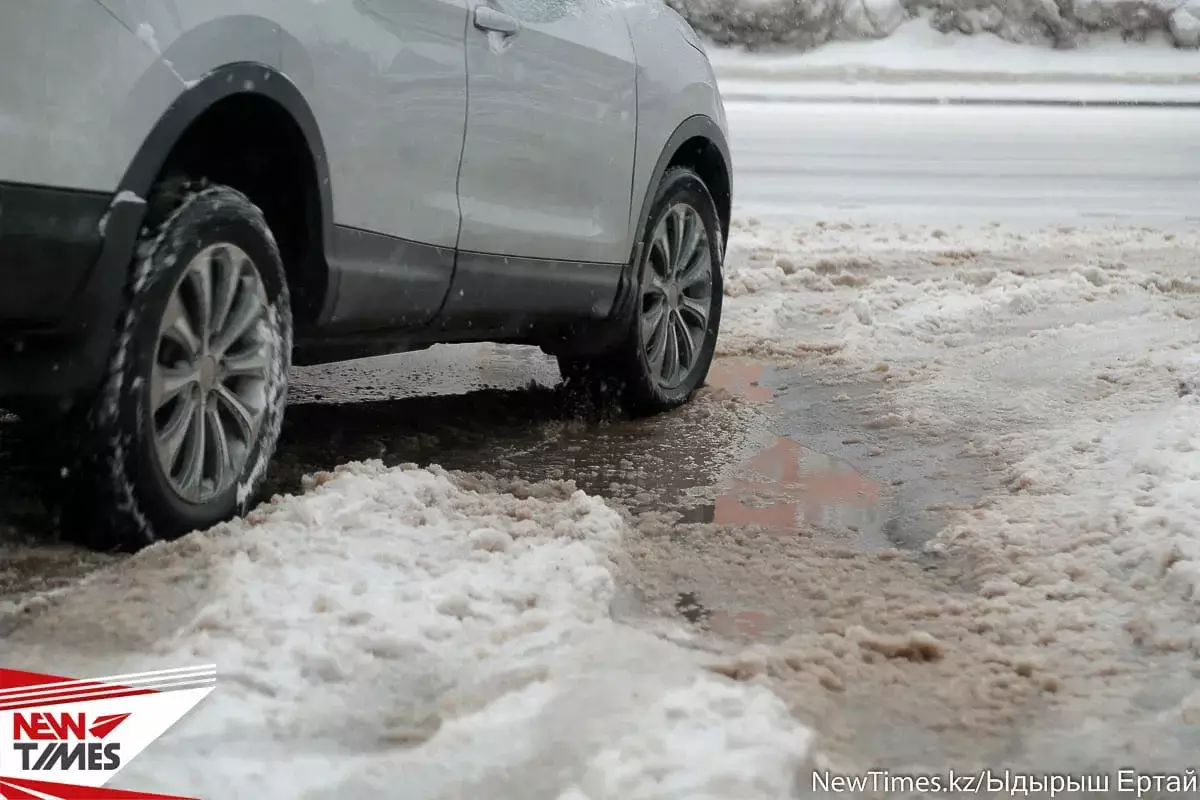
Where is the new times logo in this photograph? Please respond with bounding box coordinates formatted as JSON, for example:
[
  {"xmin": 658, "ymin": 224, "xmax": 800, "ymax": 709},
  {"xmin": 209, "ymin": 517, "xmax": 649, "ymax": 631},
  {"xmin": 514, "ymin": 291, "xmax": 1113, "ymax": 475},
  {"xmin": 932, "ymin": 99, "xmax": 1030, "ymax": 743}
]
[
  {"xmin": 0, "ymin": 665, "xmax": 216, "ymax": 800},
  {"xmin": 11, "ymin": 710, "xmax": 129, "ymax": 772}
]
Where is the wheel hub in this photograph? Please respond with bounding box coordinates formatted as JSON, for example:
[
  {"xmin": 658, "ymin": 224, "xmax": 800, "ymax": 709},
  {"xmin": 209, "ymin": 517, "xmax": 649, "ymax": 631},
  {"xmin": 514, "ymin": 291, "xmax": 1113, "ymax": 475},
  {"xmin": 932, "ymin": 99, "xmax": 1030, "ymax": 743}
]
[
  {"xmin": 639, "ymin": 202, "xmax": 714, "ymax": 391},
  {"xmin": 150, "ymin": 242, "xmax": 272, "ymax": 504},
  {"xmin": 197, "ymin": 355, "xmax": 218, "ymax": 394},
  {"xmin": 667, "ymin": 282, "xmax": 682, "ymax": 309}
]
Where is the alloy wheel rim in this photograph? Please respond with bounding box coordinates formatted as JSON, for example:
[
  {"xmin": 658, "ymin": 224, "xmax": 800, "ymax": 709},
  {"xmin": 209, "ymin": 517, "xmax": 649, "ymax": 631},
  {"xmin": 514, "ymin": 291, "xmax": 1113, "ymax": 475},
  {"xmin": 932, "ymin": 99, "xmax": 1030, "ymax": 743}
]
[
  {"xmin": 150, "ymin": 243, "xmax": 272, "ymax": 504},
  {"xmin": 640, "ymin": 202, "xmax": 713, "ymax": 390}
]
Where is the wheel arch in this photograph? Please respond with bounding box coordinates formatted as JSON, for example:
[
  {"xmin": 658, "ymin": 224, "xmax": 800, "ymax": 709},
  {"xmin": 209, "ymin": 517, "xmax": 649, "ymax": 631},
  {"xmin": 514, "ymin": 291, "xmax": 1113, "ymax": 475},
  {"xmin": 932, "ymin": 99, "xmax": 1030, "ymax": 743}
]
[
  {"xmin": 604, "ymin": 114, "xmax": 730, "ymax": 329},
  {"xmin": 117, "ymin": 62, "xmax": 334, "ymax": 329},
  {"xmin": 631, "ymin": 115, "xmax": 732, "ymax": 263}
]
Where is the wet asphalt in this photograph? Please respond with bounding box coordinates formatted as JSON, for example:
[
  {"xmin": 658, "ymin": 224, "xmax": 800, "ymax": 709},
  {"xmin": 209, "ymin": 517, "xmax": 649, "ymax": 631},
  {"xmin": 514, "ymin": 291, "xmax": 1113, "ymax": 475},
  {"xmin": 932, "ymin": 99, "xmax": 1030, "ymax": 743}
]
[
  {"xmin": 1, "ymin": 341, "xmax": 1055, "ymax": 770},
  {"xmin": 0, "ymin": 342, "xmax": 1003, "ymax": 629}
]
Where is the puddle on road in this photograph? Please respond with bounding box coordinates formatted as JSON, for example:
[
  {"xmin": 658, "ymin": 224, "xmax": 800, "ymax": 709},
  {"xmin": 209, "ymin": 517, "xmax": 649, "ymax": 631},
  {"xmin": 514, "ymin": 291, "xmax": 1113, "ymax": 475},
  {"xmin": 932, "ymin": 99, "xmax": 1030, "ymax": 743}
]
[
  {"xmin": 636, "ymin": 358, "xmax": 899, "ymax": 641},
  {"xmin": 681, "ymin": 435, "xmax": 889, "ymax": 549},
  {"xmin": 286, "ymin": 353, "xmax": 895, "ymax": 557},
  {"xmin": 0, "ymin": 349, "xmax": 895, "ymax": 622},
  {"xmin": 705, "ymin": 360, "xmax": 774, "ymax": 404},
  {"xmin": 693, "ymin": 360, "xmax": 891, "ymax": 552}
]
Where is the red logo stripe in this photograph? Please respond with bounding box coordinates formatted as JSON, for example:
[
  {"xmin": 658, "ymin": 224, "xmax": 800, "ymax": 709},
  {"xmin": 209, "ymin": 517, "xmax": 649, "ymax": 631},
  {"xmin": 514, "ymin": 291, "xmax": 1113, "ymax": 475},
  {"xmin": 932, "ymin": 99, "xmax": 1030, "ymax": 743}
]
[
  {"xmin": 0, "ymin": 777, "xmax": 198, "ymax": 800},
  {"xmin": 0, "ymin": 687, "xmax": 158, "ymax": 713},
  {"xmin": 0, "ymin": 670, "xmax": 77, "ymax": 691}
]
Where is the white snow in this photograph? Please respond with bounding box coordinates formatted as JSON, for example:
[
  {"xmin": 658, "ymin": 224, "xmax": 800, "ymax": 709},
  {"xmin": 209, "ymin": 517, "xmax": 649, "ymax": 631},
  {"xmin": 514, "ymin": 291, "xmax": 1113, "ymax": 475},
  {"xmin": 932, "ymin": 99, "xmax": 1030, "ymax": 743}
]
[
  {"xmin": 710, "ymin": 19, "xmax": 1200, "ymax": 97},
  {"xmin": 1170, "ymin": 4, "xmax": 1200, "ymax": 47},
  {"xmin": 98, "ymin": 190, "xmax": 146, "ymax": 237},
  {"xmin": 6, "ymin": 463, "xmax": 811, "ymax": 799},
  {"xmin": 838, "ymin": 0, "xmax": 908, "ymax": 39},
  {"xmin": 111, "ymin": 189, "xmax": 144, "ymax": 206},
  {"xmin": 711, "ymin": 19, "xmax": 1197, "ymax": 78},
  {"xmin": 719, "ymin": 77, "xmax": 1200, "ymax": 102},
  {"xmin": 134, "ymin": 23, "xmax": 161, "ymax": 55}
]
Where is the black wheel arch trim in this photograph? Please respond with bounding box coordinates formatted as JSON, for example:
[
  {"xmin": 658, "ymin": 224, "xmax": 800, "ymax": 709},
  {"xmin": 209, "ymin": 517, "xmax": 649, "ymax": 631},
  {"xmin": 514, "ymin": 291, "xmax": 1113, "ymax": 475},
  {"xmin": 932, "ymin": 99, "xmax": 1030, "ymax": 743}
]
[
  {"xmin": 613, "ymin": 114, "xmax": 731, "ymax": 324},
  {"xmin": 631, "ymin": 114, "xmax": 730, "ymax": 259},
  {"xmin": 116, "ymin": 62, "xmax": 333, "ymax": 253}
]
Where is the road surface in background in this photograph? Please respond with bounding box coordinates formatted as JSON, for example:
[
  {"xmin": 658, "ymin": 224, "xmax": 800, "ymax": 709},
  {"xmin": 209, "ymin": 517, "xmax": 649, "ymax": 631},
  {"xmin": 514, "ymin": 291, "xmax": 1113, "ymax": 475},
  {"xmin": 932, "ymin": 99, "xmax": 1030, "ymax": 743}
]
[{"xmin": 729, "ymin": 99, "xmax": 1200, "ymax": 226}]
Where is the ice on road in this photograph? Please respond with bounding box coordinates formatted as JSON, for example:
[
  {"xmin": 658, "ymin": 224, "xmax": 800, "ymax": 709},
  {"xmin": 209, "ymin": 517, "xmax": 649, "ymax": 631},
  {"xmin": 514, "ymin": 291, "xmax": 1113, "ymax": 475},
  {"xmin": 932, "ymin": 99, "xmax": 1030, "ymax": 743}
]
[{"xmin": 730, "ymin": 101, "xmax": 1200, "ymax": 226}]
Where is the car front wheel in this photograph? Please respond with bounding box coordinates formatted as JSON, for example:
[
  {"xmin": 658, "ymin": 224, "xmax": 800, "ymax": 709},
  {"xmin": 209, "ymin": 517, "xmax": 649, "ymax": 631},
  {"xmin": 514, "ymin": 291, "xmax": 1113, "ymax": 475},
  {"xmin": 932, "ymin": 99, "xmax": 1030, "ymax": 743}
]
[
  {"xmin": 53, "ymin": 183, "xmax": 292, "ymax": 551},
  {"xmin": 559, "ymin": 165, "xmax": 724, "ymax": 415}
]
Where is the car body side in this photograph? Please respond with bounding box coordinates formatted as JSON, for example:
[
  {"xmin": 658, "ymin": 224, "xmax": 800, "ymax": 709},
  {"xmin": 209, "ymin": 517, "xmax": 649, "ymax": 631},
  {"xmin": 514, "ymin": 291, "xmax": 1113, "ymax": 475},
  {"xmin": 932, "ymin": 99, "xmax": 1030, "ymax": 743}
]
[{"xmin": 0, "ymin": 0, "xmax": 729, "ymax": 401}]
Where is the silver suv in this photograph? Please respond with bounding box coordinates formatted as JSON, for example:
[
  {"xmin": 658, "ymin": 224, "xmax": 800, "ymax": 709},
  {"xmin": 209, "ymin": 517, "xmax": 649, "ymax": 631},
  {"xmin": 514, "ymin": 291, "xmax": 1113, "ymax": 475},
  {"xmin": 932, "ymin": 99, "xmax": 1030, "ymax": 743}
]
[{"xmin": 0, "ymin": 2, "xmax": 731, "ymax": 550}]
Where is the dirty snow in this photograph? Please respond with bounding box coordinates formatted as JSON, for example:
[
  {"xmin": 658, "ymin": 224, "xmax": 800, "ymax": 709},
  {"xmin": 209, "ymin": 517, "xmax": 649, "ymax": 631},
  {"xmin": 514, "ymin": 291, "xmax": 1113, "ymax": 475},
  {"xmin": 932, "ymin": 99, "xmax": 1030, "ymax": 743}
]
[
  {"xmin": 2, "ymin": 463, "xmax": 811, "ymax": 798},
  {"xmin": 705, "ymin": 217, "xmax": 1200, "ymax": 770}
]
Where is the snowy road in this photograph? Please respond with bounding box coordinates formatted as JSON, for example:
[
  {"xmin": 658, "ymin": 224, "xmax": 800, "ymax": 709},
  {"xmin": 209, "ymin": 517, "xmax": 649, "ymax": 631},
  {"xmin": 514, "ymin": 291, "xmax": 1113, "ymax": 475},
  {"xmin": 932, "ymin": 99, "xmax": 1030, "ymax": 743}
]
[
  {"xmin": 5, "ymin": 99, "xmax": 1200, "ymax": 796},
  {"xmin": 730, "ymin": 100, "xmax": 1200, "ymax": 225}
]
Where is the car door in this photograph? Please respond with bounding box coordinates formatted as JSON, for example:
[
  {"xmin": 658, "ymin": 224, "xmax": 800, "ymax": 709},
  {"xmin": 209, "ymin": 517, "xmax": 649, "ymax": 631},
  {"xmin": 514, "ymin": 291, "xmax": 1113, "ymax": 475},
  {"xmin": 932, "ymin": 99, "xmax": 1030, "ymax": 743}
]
[
  {"xmin": 277, "ymin": 0, "xmax": 470, "ymax": 328},
  {"xmin": 455, "ymin": 0, "xmax": 637, "ymax": 266}
]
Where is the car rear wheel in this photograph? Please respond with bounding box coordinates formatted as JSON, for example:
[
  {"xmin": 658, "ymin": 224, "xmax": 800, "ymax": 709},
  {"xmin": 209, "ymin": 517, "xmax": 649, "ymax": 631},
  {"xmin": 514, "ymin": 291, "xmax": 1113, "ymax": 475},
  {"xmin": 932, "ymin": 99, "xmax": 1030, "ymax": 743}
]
[
  {"xmin": 50, "ymin": 183, "xmax": 292, "ymax": 551},
  {"xmin": 559, "ymin": 166, "xmax": 724, "ymax": 415}
]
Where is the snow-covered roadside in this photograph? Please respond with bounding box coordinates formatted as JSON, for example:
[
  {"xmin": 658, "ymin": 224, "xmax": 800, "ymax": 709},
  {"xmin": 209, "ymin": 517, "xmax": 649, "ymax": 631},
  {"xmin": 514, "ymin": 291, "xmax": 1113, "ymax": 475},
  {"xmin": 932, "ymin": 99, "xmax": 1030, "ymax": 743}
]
[
  {"xmin": 710, "ymin": 20, "xmax": 1200, "ymax": 103},
  {"xmin": 2, "ymin": 464, "xmax": 810, "ymax": 798},
  {"xmin": 718, "ymin": 79, "xmax": 1200, "ymax": 104},
  {"xmin": 711, "ymin": 21, "xmax": 1200, "ymax": 81},
  {"xmin": 687, "ymin": 0, "xmax": 1200, "ymax": 65},
  {"xmin": 721, "ymin": 220, "xmax": 1200, "ymax": 361},
  {"xmin": 719, "ymin": 218, "xmax": 1200, "ymax": 766}
]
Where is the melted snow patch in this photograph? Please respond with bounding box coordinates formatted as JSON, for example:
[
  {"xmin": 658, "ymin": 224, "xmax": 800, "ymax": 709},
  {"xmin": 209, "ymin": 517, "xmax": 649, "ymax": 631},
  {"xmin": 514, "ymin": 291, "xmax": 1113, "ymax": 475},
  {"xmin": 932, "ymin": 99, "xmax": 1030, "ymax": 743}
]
[{"xmin": 5, "ymin": 463, "xmax": 811, "ymax": 799}]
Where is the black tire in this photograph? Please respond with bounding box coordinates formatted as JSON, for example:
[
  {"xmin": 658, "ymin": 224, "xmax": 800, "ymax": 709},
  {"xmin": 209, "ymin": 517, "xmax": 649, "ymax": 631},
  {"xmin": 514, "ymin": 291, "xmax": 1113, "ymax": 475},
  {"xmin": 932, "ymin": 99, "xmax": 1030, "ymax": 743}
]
[
  {"xmin": 50, "ymin": 184, "xmax": 292, "ymax": 551},
  {"xmin": 559, "ymin": 166, "xmax": 724, "ymax": 415}
]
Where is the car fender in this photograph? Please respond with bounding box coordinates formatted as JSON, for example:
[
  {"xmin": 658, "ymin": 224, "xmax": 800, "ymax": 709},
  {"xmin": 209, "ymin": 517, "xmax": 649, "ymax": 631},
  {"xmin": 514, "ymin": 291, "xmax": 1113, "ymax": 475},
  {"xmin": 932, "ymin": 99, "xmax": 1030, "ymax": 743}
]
[{"xmin": 115, "ymin": 61, "xmax": 333, "ymax": 254}]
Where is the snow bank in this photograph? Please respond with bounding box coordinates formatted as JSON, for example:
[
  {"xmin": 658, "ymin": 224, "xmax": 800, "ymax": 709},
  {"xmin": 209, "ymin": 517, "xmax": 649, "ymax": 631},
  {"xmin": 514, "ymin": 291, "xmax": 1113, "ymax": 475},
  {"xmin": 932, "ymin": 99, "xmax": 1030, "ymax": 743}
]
[
  {"xmin": 3, "ymin": 463, "xmax": 811, "ymax": 798},
  {"xmin": 710, "ymin": 18, "xmax": 1200, "ymax": 84},
  {"xmin": 720, "ymin": 218, "xmax": 1199, "ymax": 360},
  {"xmin": 710, "ymin": 215, "xmax": 1200, "ymax": 767},
  {"xmin": 673, "ymin": 0, "xmax": 1200, "ymax": 54},
  {"xmin": 718, "ymin": 218, "xmax": 1200, "ymax": 752}
]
